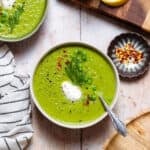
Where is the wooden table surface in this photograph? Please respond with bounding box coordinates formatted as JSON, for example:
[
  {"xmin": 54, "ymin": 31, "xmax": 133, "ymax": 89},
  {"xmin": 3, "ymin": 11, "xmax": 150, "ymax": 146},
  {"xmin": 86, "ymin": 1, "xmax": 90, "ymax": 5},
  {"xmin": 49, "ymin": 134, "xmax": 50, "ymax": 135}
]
[{"xmin": 7, "ymin": 1, "xmax": 150, "ymax": 150}]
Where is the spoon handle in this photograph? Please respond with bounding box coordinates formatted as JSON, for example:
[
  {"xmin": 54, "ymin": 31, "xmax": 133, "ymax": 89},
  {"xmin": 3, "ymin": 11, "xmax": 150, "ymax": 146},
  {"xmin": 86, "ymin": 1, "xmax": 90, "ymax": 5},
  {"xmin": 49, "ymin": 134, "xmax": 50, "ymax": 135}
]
[{"xmin": 99, "ymin": 96, "xmax": 127, "ymax": 137}]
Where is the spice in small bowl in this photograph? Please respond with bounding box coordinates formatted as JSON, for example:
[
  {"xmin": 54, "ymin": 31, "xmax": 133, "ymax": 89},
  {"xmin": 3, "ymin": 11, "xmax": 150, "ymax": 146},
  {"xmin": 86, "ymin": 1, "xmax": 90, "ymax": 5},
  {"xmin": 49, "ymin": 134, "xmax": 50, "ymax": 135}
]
[{"xmin": 108, "ymin": 33, "xmax": 150, "ymax": 79}]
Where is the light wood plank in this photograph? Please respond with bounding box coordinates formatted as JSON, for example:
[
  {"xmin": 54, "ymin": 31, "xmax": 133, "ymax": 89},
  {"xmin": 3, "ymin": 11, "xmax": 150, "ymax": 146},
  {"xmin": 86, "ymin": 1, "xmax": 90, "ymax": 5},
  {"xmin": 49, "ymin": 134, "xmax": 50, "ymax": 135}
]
[{"xmin": 27, "ymin": 106, "xmax": 81, "ymax": 150}]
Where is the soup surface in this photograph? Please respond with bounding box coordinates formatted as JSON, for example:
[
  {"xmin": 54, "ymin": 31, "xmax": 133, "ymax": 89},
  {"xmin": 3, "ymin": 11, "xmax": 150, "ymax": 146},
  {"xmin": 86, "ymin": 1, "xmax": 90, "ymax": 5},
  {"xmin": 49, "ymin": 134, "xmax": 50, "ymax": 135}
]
[
  {"xmin": 33, "ymin": 44, "xmax": 117, "ymax": 125},
  {"xmin": 0, "ymin": 0, "xmax": 46, "ymax": 39}
]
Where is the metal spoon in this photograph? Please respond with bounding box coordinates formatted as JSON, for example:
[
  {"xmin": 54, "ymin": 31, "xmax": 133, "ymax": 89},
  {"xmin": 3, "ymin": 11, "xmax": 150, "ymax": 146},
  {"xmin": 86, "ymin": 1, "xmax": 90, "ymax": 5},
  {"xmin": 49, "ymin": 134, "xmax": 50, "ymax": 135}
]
[{"xmin": 99, "ymin": 95, "xmax": 127, "ymax": 137}]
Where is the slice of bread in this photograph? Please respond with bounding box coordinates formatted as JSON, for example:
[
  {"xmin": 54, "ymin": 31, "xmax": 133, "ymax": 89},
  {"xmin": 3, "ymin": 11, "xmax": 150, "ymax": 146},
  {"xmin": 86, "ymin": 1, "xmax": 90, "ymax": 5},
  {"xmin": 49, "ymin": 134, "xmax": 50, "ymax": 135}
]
[{"xmin": 104, "ymin": 111, "xmax": 150, "ymax": 150}]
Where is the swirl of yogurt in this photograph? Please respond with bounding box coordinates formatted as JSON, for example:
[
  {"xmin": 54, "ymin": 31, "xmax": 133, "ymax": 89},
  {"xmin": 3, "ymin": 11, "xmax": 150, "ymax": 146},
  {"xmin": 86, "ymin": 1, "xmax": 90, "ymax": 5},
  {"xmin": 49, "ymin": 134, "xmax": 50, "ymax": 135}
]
[
  {"xmin": 0, "ymin": 0, "xmax": 16, "ymax": 9},
  {"xmin": 62, "ymin": 81, "xmax": 82, "ymax": 102}
]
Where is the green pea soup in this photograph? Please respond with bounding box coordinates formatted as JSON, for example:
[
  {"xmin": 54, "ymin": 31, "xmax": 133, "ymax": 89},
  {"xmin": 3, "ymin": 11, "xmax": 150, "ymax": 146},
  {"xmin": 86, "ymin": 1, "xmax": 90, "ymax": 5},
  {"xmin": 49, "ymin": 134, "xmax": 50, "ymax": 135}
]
[
  {"xmin": 0, "ymin": 0, "xmax": 47, "ymax": 41},
  {"xmin": 32, "ymin": 43, "xmax": 118, "ymax": 127}
]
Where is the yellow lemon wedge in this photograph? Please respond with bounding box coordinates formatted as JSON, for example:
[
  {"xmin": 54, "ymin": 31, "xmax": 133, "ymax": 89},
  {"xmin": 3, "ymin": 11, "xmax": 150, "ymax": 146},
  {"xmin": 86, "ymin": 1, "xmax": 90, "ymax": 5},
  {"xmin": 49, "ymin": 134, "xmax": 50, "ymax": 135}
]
[{"xmin": 102, "ymin": 0, "xmax": 128, "ymax": 7}]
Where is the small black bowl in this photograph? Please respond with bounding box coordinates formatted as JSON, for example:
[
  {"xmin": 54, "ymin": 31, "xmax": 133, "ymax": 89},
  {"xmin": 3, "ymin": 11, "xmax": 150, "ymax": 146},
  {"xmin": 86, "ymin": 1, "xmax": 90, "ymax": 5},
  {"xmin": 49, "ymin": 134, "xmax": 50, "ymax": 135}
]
[{"xmin": 107, "ymin": 33, "xmax": 150, "ymax": 80}]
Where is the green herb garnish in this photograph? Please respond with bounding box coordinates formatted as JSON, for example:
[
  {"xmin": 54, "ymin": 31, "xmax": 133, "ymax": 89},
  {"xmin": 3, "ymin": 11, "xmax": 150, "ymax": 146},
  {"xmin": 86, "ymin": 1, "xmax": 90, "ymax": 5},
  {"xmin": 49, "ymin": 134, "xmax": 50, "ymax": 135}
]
[
  {"xmin": 88, "ymin": 94, "xmax": 97, "ymax": 101},
  {"xmin": 65, "ymin": 50, "xmax": 92, "ymax": 86},
  {"xmin": 65, "ymin": 50, "xmax": 98, "ymax": 102},
  {"xmin": 8, "ymin": 3, "xmax": 24, "ymax": 32},
  {"xmin": 0, "ymin": 3, "xmax": 25, "ymax": 33}
]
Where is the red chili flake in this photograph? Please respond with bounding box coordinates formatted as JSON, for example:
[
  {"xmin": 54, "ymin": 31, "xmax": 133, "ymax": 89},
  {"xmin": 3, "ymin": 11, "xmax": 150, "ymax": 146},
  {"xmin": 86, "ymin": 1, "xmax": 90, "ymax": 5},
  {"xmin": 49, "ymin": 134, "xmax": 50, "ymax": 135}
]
[
  {"xmin": 63, "ymin": 49, "xmax": 67, "ymax": 53},
  {"xmin": 63, "ymin": 50, "xmax": 68, "ymax": 57},
  {"xmin": 56, "ymin": 57, "xmax": 63, "ymax": 70},
  {"xmin": 83, "ymin": 96, "xmax": 90, "ymax": 106},
  {"xmin": 115, "ymin": 43, "xmax": 143, "ymax": 64},
  {"xmin": 84, "ymin": 100, "xmax": 89, "ymax": 106},
  {"xmin": 65, "ymin": 60, "xmax": 70, "ymax": 65}
]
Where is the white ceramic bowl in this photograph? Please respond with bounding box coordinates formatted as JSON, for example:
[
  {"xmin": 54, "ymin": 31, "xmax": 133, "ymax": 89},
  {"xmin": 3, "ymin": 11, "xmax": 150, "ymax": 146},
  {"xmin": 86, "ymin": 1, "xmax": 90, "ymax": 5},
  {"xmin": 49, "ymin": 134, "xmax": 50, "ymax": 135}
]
[
  {"xmin": 0, "ymin": 0, "xmax": 48, "ymax": 42},
  {"xmin": 30, "ymin": 42, "xmax": 120, "ymax": 129}
]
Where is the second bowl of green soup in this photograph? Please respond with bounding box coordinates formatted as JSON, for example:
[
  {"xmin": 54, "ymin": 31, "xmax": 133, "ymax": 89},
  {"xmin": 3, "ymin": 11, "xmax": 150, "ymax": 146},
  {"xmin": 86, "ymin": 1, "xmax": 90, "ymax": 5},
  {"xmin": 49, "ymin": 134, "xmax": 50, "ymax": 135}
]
[
  {"xmin": 31, "ymin": 42, "xmax": 120, "ymax": 129},
  {"xmin": 0, "ymin": 0, "xmax": 48, "ymax": 42}
]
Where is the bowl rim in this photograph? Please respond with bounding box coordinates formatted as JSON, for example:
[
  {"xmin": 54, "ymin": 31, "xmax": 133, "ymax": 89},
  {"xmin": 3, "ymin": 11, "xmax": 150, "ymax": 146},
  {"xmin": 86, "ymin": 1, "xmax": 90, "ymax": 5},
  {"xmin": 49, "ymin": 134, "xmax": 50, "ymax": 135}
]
[
  {"xmin": 30, "ymin": 42, "xmax": 120, "ymax": 129},
  {"xmin": 0, "ymin": 0, "xmax": 48, "ymax": 42}
]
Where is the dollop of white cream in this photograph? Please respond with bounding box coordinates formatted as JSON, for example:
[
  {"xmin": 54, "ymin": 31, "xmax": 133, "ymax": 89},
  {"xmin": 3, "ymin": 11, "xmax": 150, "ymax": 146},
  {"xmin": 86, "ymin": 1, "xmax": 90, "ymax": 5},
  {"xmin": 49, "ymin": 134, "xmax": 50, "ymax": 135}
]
[
  {"xmin": 0, "ymin": 0, "xmax": 16, "ymax": 9},
  {"xmin": 62, "ymin": 81, "xmax": 82, "ymax": 102}
]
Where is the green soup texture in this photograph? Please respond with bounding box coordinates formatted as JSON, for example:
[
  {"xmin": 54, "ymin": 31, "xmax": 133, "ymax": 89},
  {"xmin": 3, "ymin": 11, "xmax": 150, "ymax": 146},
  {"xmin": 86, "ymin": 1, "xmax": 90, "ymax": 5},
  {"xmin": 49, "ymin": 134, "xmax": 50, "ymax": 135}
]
[
  {"xmin": 33, "ymin": 44, "xmax": 117, "ymax": 125},
  {"xmin": 0, "ymin": 0, "xmax": 47, "ymax": 39}
]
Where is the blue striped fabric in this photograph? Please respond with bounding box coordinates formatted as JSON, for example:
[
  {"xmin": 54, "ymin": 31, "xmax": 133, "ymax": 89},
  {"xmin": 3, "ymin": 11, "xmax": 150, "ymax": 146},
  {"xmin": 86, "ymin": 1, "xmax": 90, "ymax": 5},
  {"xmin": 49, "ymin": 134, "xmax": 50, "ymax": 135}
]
[{"xmin": 0, "ymin": 44, "xmax": 33, "ymax": 150}]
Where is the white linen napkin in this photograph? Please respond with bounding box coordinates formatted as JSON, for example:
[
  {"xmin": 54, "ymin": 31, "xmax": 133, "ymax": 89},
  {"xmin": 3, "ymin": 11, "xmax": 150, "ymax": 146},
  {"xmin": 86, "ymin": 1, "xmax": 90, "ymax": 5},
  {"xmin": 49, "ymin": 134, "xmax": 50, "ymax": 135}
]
[{"xmin": 0, "ymin": 44, "xmax": 33, "ymax": 150}]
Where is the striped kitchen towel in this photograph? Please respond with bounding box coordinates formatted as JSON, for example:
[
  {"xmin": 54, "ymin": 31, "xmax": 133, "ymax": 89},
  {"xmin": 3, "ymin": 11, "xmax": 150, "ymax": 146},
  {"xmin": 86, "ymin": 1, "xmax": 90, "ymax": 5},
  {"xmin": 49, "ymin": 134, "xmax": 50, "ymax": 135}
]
[{"xmin": 0, "ymin": 44, "xmax": 33, "ymax": 150}]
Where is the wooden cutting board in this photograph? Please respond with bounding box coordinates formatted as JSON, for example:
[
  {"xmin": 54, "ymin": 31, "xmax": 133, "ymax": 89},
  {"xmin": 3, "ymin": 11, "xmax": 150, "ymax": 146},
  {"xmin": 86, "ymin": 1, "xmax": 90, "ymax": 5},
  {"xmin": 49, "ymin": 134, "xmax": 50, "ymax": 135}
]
[
  {"xmin": 104, "ymin": 111, "xmax": 150, "ymax": 150},
  {"xmin": 66, "ymin": 0, "xmax": 150, "ymax": 32}
]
